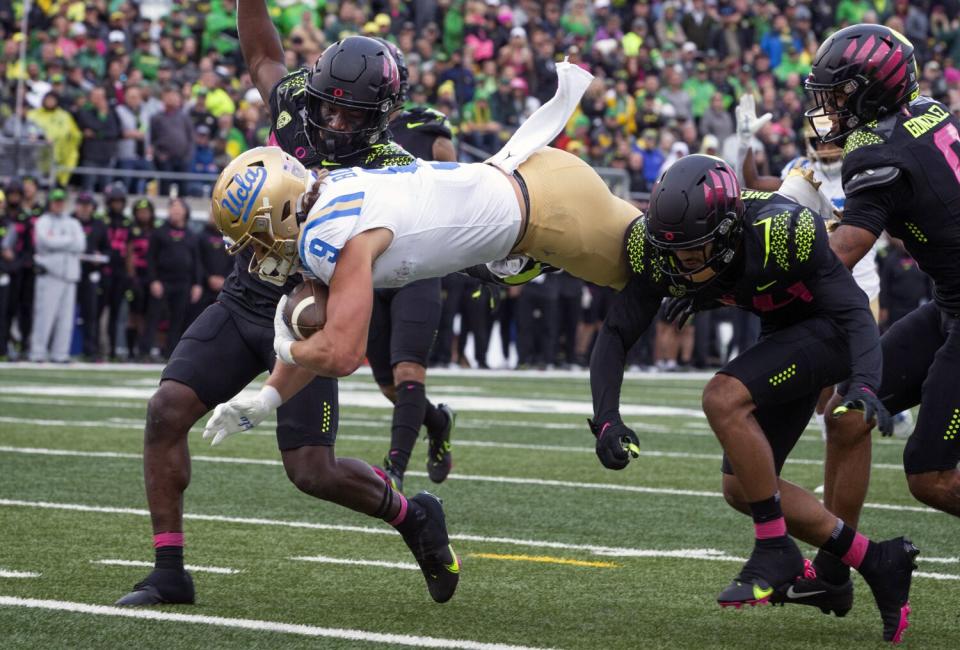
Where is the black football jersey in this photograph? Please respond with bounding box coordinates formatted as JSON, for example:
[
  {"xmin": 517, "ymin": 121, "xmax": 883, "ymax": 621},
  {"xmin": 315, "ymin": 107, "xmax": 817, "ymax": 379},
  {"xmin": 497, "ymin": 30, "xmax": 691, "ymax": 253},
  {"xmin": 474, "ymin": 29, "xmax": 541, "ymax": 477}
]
[
  {"xmin": 840, "ymin": 96, "xmax": 960, "ymax": 314},
  {"xmin": 389, "ymin": 106, "xmax": 454, "ymax": 160},
  {"xmin": 220, "ymin": 70, "xmax": 416, "ymax": 326},
  {"xmin": 590, "ymin": 190, "xmax": 880, "ymax": 421}
]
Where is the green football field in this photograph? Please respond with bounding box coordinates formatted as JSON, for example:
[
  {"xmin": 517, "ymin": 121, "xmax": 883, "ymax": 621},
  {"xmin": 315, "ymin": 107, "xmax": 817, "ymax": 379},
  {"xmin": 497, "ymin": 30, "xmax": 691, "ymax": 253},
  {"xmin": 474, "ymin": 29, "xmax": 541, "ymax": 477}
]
[{"xmin": 0, "ymin": 364, "xmax": 956, "ymax": 649}]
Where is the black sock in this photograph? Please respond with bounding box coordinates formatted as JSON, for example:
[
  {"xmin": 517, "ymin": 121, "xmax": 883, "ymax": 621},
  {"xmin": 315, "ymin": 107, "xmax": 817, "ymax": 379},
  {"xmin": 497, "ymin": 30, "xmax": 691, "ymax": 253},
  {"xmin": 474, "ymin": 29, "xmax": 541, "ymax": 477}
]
[
  {"xmin": 388, "ymin": 381, "xmax": 427, "ymax": 475},
  {"xmin": 748, "ymin": 492, "xmax": 783, "ymax": 524},
  {"xmin": 814, "ymin": 549, "xmax": 852, "ymax": 584},
  {"xmin": 423, "ymin": 400, "xmax": 448, "ymax": 434},
  {"xmin": 155, "ymin": 546, "xmax": 184, "ymax": 571},
  {"xmin": 820, "ymin": 519, "xmax": 856, "ymax": 558}
]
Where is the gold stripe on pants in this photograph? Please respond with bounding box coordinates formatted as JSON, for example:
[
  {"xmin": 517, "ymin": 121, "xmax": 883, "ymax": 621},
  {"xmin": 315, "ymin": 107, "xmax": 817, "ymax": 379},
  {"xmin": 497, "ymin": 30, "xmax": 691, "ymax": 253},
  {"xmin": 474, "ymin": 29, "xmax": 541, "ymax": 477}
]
[{"xmin": 512, "ymin": 147, "xmax": 639, "ymax": 290}]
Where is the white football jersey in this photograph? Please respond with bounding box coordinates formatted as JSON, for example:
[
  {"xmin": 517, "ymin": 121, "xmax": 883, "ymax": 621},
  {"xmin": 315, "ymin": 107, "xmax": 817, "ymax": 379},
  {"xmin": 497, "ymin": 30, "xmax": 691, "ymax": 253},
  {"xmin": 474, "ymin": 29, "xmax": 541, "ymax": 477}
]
[
  {"xmin": 781, "ymin": 156, "xmax": 880, "ymax": 301},
  {"xmin": 298, "ymin": 161, "xmax": 522, "ymax": 288}
]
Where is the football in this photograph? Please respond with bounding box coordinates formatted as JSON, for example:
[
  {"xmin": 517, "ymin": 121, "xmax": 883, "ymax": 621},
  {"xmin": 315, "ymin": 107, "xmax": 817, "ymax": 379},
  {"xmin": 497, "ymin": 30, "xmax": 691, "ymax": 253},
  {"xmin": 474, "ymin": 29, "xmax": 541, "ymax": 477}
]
[{"xmin": 282, "ymin": 279, "xmax": 328, "ymax": 340}]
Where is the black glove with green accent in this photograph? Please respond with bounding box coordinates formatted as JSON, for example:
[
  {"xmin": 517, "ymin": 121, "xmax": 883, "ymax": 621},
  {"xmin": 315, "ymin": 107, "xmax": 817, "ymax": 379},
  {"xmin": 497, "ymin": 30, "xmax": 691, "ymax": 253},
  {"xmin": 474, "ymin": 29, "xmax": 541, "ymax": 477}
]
[
  {"xmin": 663, "ymin": 296, "xmax": 695, "ymax": 329},
  {"xmin": 832, "ymin": 385, "xmax": 893, "ymax": 437},
  {"xmin": 588, "ymin": 419, "xmax": 640, "ymax": 470}
]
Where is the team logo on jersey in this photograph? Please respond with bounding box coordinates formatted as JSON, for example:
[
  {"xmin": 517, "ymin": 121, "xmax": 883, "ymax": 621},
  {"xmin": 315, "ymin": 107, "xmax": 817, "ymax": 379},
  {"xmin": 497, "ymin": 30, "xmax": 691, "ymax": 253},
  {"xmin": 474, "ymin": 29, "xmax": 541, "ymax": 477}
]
[
  {"xmin": 221, "ymin": 166, "xmax": 267, "ymax": 223},
  {"xmin": 276, "ymin": 111, "xmax": 292, "ymax": 130}
]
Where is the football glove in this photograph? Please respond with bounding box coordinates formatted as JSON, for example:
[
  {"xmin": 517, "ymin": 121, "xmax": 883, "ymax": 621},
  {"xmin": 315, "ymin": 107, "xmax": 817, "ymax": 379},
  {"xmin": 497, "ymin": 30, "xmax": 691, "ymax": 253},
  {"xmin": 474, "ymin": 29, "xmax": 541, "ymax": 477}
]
[
  {"xmin": 589, "ymin": 419, "xmax": 640, "ymax": 470},
  {"xmin": 832, "ymin": 385, "xmax": 893, "ymax": 437},
  {"xmin": 736, "ymin": 93, "xmax": 773, "ymax": 148},
  {"xmin": 273, "ymin": 294, "xmax": 297, "ymax": 365},
  {"xmin": 203, "ymin": 386, "xmax": 282, "ymax": 446},
  {"xmin": 663, "ymin": 296, "xmax": 695, "ymax": 329}
]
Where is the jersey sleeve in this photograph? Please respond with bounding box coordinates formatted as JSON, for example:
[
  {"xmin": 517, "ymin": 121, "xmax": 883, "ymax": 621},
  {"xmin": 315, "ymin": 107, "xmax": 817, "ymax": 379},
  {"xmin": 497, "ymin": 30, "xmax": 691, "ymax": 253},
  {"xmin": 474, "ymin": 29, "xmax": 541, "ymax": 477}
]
[
  {"xmin": 838, "ymin": 173, "xmax": 907, "ymax": 238},
  {"xmin": 297, "ymin": 189, "xmax": 366, "ymax": 285},
  {"xmin": 590, "ymin": 275, "xmax": 663, "ymax": 424}
]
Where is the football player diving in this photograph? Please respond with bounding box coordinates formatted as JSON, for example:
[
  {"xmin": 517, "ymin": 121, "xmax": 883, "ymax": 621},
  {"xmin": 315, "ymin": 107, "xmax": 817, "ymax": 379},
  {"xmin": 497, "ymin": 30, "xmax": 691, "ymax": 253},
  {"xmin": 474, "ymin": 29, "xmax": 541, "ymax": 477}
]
[
  {"xmin": 587, "ymin": 154, "xmax": 917, "ymax": 643},
  {"xmin": 775, "ymin": 23, "xmax": 960, "ymax": 623},
  {"xmin": 116, "ymin": 4, "xmax": 458, "ymax": 607}
]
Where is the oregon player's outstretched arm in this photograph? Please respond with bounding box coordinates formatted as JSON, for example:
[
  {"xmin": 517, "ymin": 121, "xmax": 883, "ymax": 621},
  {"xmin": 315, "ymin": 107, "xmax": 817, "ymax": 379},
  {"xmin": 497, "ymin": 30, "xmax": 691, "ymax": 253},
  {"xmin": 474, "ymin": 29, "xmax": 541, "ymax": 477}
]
[
  {"xmin": 288, "ymin": 229, "xmax": 394, "ymax": 377},
  {"xmin": 590, "ymin": 278, "xmax": 662, "ymax": 424},
  {"xmin": 741, "ymin": 147, "xmax": 782, "ymax": 192},
  {"xmin": 829, "ymin": 223, "xmax": 878, "ymax": 271},
  {"xmin": 238, "ymin": 0, "xmax": 288, "ymax": 104}
]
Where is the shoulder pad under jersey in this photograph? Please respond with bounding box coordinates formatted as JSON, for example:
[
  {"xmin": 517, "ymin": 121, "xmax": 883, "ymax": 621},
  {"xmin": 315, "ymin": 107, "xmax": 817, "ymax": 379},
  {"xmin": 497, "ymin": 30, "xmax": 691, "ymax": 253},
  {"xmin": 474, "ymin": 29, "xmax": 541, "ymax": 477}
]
[{"xmin": 844, "ymin": 166, "xmax": 902, "ymax": 196}]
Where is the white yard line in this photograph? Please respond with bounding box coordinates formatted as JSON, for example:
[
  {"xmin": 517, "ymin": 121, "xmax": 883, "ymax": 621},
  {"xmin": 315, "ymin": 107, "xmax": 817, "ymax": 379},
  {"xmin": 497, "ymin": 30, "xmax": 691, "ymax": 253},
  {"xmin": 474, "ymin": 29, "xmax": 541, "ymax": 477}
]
[
  {"xmin": 914, "ymin": 571, "xmax": 960, "ymax": 580},
  {"xmin": 290, "ymin": 555, "xmax": 419, "ymax": 571},
  {"xmin": 0, "ymin": 445, "xmax": 925, "ymax": 511},
  {"xmin": 0, "ymin": 596, "xmax": 551, "ymax": 650},
  {"xmin": 0, "ymin": 384, "xmax": 703, "ymax": 418},
  {"xmin": 1, "ymin": 360, "xmax": 717, "ymax": 382},
  {"xmin": 0, "ymin": 444, "xmax": 929, "ymax": 512},
  {"xmin": 0, "ymin": 569, "xmax": 41, "ymax": 578},
  {"xmin": 92, "ymin": 559, "xmax": 239, "ymax": 575}
]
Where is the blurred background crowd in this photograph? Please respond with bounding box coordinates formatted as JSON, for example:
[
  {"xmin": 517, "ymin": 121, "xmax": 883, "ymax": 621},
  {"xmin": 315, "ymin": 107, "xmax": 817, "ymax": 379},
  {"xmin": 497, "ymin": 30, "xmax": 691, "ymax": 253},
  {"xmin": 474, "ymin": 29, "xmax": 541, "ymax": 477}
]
[{"xmin": 0, "ymin": 0, "xmax": 947, "ymax": 365}]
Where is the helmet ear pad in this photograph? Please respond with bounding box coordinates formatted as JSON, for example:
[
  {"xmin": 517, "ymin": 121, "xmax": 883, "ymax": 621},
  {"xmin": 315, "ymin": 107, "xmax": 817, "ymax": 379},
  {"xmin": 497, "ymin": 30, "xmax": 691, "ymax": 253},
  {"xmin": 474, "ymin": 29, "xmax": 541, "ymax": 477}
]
[
  {"xmin": 304, "ymin": 36, "xmax": 401, "ymax": 160},
  {"xmin": 645, "ymin": 155, "xmax": 745, "ymax": 280}
]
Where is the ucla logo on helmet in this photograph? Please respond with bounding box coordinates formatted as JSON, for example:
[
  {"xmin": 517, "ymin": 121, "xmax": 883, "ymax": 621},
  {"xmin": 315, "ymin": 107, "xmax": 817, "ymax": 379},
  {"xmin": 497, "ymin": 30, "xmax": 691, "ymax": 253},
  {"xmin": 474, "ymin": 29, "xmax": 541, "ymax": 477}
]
[{"xmin": 222, "ymin": 166, "xmax": 267, "ymax": 223}]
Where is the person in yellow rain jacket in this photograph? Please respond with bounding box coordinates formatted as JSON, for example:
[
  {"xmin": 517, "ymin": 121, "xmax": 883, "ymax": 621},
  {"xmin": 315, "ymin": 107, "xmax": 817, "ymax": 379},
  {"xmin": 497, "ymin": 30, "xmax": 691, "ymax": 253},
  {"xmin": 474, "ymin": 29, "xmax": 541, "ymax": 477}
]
[{"xmin": 28, "ymin": 92, "xmax": 81, "ymax": 186}]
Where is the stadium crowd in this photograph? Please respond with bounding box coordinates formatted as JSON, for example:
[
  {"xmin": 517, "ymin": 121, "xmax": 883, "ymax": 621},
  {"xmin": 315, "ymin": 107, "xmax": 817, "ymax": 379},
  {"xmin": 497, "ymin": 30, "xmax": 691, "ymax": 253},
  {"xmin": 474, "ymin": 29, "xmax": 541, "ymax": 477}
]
[{"xmin": 0, "ymin": 0, "xmax": 947, "ymax": 364}]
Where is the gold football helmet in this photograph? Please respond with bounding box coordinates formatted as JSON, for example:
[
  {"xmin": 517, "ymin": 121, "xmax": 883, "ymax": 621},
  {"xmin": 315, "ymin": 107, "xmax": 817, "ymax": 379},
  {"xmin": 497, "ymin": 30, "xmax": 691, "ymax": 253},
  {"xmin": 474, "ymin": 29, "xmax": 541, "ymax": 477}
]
[{"xmin": 211, "ymin": 147, "xmax": 311, "ymax": 285}]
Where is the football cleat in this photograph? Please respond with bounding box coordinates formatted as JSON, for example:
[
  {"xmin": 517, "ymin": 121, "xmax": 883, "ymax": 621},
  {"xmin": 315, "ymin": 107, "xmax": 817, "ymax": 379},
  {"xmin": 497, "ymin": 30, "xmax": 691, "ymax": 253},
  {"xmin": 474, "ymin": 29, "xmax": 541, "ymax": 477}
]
[
  {"xmin": 718, "ymin": 537, "xmax": 804, "ymax": 608},
  {"xmin": 860, "ymin": 537, "xmax": 919, "ymax": 644},
  {"xmin": 114, "ymin": 568, "xmax": 195, "ymax": 606},
  {"xmin": 373, "ymin": 460, "xmax": 404, "ymax": 494},
  {"xmin": 400, "ymin": 492, "xmax": 460, "ymax": 603},
  {"xmin": 426, "ymin": 404, "xmax": 455, "ymax": 484},
  {"xmin": 771, "ymin": 559, "xmax": 854, "ymax": 617}
]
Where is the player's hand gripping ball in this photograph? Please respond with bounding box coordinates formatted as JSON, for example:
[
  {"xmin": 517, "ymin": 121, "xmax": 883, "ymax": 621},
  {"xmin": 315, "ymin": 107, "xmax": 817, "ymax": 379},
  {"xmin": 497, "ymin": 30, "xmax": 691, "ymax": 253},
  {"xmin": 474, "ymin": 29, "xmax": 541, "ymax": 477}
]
[{"xmin": 282, "ymin": 279, "xmax": 328, "ymax": 340}]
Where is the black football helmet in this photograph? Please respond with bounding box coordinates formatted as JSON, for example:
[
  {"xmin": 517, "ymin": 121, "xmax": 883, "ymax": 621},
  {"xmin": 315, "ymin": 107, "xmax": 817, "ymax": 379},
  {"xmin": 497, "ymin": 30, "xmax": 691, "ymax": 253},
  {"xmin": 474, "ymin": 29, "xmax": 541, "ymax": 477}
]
[
  {"xmin": 376, "ymin": 38, "xmax": 409, "ymax": 104},
  {"xmin": 305, "ymin": 36, "xmax": 401, "ymax": 160},
  {"xmin": 805, "ymin": 24, "xmax": 919, "ymax": 143},
  {"xmin": 646, "ymin": 155, "xmax": 744, "ymax": 279}
]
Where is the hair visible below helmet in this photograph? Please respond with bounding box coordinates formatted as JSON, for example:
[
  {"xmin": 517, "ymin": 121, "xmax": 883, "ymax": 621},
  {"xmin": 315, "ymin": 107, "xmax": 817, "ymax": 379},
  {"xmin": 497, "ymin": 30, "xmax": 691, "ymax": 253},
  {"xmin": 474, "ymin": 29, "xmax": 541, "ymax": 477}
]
[
  {"xmin": 211, "ymin": 147, "xmax": 312, "ymax": 286},
  {"xmin": 376, "ymin": 38, "xmax": 409, "ymax": 104},
  {"xmin": 805, "ymin": 24, "xmax": 919, "ymax": 143},
  {"xmin": 646, "ymin": 154, "xmax": 744, "ymax": 279},
  {"xmin": 305, "ymin": 36, "xmax": 401, "ymax": 161}
]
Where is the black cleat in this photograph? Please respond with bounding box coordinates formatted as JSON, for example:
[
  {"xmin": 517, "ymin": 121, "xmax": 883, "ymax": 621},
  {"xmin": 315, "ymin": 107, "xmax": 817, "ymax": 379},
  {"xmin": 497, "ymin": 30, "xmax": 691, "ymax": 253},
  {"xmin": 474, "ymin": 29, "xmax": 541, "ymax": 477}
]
[
  {"xmin": 718, "ymin": 537, "xmax": 804, "ymax": 609},
  {"xmin": 860, "ymin": 537, "xmax": 919, "ymax": 644},
  {"xmin": 771, "ymin": 559, "xmax": 854, "ymax": 617},
  {"xmin": 426, "ymin": 404, "xmax": 455, "ymax": 484},
  {"xmin": 400, "ymin": 492, "xmax": 460, "ymax": 603},
  {"xmin": 115, "ymin": 568, "xmax": 195, "ymax": 606},
  {"xmin": 374, "ymin": 458, "xmax": 404, "ymax": 494}
]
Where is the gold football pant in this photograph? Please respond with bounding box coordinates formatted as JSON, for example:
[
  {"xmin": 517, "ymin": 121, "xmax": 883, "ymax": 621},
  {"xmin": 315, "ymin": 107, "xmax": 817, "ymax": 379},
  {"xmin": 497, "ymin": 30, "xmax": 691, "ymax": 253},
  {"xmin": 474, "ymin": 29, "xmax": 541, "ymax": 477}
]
[{"xmin": 512, "ymin": 147, "xmax": 640, "ymax": 290}]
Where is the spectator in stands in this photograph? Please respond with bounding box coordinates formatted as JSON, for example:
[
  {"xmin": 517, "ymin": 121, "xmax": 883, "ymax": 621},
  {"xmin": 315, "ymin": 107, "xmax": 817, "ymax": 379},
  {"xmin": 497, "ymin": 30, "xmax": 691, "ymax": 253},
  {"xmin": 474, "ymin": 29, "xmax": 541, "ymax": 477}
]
[
  {"xmin": 149, "ymin": 87, "xmax": 194, "ymax": 197},
  {"xmin": 29, "ymin": 188, "xmax": 85, "ymax": 363},
  {"xmin": 27, "ymin": 92, "xmax": 80, "ymax": 187},
  {"xmin": 699, "ymin": 91, "xmax": 734, "ymax": 142},
  {"xmin": 115, "ymin": 85, "xmax": 151, "ymax": 194},
  {"xmin": 75, "ymin": 86, "xmax": 122, "ymax": 191}
]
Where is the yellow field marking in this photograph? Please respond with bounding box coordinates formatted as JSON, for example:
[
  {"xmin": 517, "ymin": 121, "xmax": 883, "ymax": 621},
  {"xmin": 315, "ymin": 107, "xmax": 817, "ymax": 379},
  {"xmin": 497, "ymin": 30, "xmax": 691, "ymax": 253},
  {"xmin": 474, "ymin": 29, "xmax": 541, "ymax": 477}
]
[{"xmin": 467, "ymin": 553, "xmax": 619, "ymax": 569}]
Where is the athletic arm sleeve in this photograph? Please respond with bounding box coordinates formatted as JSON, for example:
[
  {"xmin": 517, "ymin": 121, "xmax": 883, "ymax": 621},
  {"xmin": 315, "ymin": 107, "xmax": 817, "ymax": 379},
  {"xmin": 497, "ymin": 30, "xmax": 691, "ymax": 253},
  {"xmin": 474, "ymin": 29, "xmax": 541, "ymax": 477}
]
[{"xmin": 590, "ymin": 277, "xmax": 663, "ymax": 423}]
